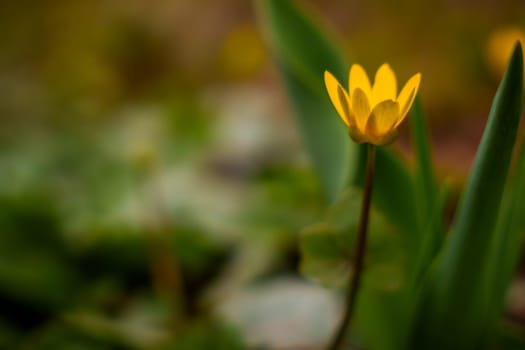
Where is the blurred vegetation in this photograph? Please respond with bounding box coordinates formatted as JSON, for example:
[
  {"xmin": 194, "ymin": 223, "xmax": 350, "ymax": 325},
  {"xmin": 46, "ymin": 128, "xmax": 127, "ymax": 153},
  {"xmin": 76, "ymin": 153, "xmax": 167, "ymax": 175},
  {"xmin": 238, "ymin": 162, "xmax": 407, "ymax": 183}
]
[{"xmin": 1, "ymin": 0, "xmax": 525, "ymax": 349}]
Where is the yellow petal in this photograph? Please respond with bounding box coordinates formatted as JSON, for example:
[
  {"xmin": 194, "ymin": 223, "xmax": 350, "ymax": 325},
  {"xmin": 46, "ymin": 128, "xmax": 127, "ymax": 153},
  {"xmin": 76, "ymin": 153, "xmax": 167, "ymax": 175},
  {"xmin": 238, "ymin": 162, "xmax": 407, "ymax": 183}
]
[
  {"xmin": 374, "ymin": 128, "xmax": 399, "ymax": 146},
  {"xmin": 351, "ymin": 88, "xmax": 371, "ymax": 130},
  {"xmin": 349, "ymin": 64, "xmax": 372, "ymax": 97},
  {"xmin": 337, "ymin": 85, "xmax": 354, "ymax": 126},
  {"xmin": 371, "ymin": 64, "xmax": 397, "ymax": 106},
  {"xmin": 348, "ymin": 125, "xmax": 369, "ymax": 144},
  {"xmin": 396, "ymin": 73, "xmax": 421, "ymax": 126},
  {"xmin": 365, "ymin": 100, "xmax": 399, "ymax": 142},
  {"xmin": 324, "ymin": 70, "xmax": 352, "ymax": 126}
]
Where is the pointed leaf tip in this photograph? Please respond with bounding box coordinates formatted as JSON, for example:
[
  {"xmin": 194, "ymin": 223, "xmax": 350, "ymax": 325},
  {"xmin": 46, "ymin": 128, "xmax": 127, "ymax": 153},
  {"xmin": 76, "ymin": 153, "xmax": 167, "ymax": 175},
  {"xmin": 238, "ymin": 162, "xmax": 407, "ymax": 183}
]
[
  {"xmin": 509, "ymin": 40, "xmax": 523, "ymax": 77},
  {"xmin": 515, "ymin": 40, "xmax": 522, "ymax": 53},
  {"xmin": 412, "ymin": 30, "xmax": 524, "ymax": 350}
]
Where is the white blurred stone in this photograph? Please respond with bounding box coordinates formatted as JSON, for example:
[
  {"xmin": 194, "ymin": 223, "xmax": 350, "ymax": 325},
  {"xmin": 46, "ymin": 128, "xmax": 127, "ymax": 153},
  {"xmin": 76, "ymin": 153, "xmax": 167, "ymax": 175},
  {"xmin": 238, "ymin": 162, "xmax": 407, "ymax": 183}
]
[{"xmin": 215, "ymin": 277, "xmax": 340, "ymax": 349}]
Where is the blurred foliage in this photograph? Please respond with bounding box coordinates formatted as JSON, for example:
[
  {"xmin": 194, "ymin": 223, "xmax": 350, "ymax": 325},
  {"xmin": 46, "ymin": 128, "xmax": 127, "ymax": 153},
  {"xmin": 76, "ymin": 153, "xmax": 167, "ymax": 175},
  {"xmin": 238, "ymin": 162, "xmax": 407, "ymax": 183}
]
[
  {"xmin": 0, "ymin": 83, "xmax": 325, "ymax": 348},
  {"xmin": 300, "ymin": 189, "xmax": 406, "ymax": 291}
]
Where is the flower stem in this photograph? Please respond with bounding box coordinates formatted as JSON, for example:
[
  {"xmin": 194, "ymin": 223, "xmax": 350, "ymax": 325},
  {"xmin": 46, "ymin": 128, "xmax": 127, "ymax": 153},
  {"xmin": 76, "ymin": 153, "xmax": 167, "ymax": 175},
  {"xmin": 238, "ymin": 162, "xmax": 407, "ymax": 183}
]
[{"xmin": 327, "ymin": 144, "xmax": 377, "ymax": 350}]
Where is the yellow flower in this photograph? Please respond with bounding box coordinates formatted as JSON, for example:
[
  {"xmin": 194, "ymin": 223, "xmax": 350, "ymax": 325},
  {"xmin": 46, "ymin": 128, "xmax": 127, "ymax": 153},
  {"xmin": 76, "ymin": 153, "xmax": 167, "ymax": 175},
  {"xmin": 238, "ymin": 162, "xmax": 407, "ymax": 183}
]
[{"xmin": 324, "ymin": 64, "xmax": 421, "ymax": 145}]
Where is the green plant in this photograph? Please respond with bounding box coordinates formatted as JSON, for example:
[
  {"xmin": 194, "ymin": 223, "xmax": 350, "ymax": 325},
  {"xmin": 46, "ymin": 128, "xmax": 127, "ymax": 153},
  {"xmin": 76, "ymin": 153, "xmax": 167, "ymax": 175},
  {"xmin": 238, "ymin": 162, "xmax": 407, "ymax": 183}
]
[{"xmin": 255, "ymin": 1, "xmax": 525, "ymax": 349}]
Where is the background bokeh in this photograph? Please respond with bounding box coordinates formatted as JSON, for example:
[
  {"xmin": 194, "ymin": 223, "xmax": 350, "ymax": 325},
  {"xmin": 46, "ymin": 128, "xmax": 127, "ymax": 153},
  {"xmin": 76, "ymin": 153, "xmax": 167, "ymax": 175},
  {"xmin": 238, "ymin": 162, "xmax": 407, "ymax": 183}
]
[{"xmin": 1, "ymin": 0, "xmax": 525, "ymax": 348}]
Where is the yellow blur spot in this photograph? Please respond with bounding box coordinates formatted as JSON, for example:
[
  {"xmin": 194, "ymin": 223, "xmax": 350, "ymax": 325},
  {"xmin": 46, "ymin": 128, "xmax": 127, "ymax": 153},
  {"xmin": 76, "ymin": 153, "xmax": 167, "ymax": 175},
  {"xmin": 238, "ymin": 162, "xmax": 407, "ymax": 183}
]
[
  {"xmin": 486, "ymin": 27, "xmax": 525, "ymax": 78},
  {"xmin": 219, "ymin": 23, "xmax": 266, "ymax": 79}
]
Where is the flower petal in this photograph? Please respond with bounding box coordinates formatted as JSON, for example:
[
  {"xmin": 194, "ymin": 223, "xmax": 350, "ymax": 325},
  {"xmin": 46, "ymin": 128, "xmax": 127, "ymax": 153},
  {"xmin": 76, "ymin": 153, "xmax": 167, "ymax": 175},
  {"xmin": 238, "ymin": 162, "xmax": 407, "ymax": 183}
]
[
  {"xmin": 348, "ymin": 125, "xmax": 369, "ymax": 144},
  {"xmin": 349, "ymin": 64, "xmax": 372, "ymax": 97},
  {"xmin": 365, "ymin": 100, "xmax": 399, "ymax": 142},
  {"xmin": 374, "ymin": 128, "xmax": 399, "ymax": 146},
  {"xmin": 338, "ymin": 86, "xmax": 354, "ymax": 125},
  {"xmin": 351, "ymin": 88, "xmax": 371, "ymax": 130},
  {"xmin": 371, "ymin": 64, "xmax": 397, "ymax": 106},
  {"xmin": 396, "ymin": 73, "xmax": 421, "ymax": 126},
  {"xmin": 324, "ymin": 70, "xmax": 353, "ymax": 126}
]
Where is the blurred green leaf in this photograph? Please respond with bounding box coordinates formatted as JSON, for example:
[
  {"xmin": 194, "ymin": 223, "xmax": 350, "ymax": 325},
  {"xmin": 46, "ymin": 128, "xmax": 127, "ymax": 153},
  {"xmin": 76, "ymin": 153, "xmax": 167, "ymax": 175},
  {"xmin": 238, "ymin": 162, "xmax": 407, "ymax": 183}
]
[
  {"xmin": 18, "ymin": 320, "xmax": 131, "ymax": 350},
  {"xmin": 485, "ymin": 135, "xmax": 525, "ymax": 339},
  {"xmin": 299, "ymin": 190, "xmax": 406, "ymax": 291},
  {"xmin": 0, "ymin": 320, "xmax": 18, "ymax": 349},
  {"xmin": 255, "ymin": 0, "xmax": 354, "ymax": 202},
  {"xmin": 409, "ymin": 96, "xmax": 443, "ymax": 250},
  {"xmin": 300, "ymin": 224, "xmax": 351, "ymax": 288},
  {"xmin": 356, "ymin": 288, "xmax": 413, "ymax": 350},
  {"xmin": 352, "ymin": 147, "xmax": 419, "ymax": 256},
  {"xmin": 497, "ymin": 321, "xmax": 525, "ymax": 350},
  {"xmin": 407, "ymin": 96, "xmax": 446, "ymax": 283},
  {"xmin": 0, "ymin": 196, "xmax": 79, "ymax": 312},
  {"xmin": 413, "ymin": 42, "xmax": 523, "ymax": 350},
  {"xmin": 411, "ymin": 184, "xmax": 449, "ymax": 285},
  {"xmin": 64, "ymin": 304, "xmax": 170, "ymax": 349},
  {"xmin": 410, "ymin": 96, "xmax": 438, "ymax": 222}
]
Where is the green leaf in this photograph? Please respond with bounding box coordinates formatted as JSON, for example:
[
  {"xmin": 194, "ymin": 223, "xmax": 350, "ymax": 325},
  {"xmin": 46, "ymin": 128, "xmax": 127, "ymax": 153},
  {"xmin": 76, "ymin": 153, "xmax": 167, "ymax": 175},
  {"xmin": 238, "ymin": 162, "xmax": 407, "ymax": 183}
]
[
  {"xmin": 407, "ymin": 96, "xmax": 446, "ymax": 283},
  {"xmin": 0, "ymin": 196, "xmax": 80, "ymax": 311},
  {"xmin": 356, "ymin": 288, "xmax": 413, "ymax": 350},
  {"xmin": 409, "ymin": 96, "xmax": 441, "ymax": 236},
  {"xmin": 497, "ymin": 321, "xmax": 525, "ymax": 350},
  {"xmin": 485, "ymin": 134, "xmax": 525, "ymax": 341},
  {"xmin": 361, "ymin": 147, "xmax": 419, "ymax": 254},
  {"xmin": 299, "ymin": 224, "xmax": 352, "ymax": 288},
  {"xmin": 255, "ymin": 0, "xmax": 355, "ymax": 202},
  {"xmin": 411, "ymin": 183, "xmax": 449, "ymax": 285},
  {"xmin": 299, "ymin": 190, "xmax": 406, "ymax": 291},
  {"xmin": 413, "ymin": 42, "xmax": 523, "ymax": 350}
]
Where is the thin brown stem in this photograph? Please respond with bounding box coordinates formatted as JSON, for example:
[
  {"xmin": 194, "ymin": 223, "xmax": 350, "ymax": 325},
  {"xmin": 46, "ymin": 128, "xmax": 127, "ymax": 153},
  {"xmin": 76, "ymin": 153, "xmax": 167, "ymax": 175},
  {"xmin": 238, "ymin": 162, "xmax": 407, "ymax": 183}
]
[
  {"xmin": 327, "ymin": 144, "xmax": 376, "ymax": 350},
  {"xmin": 146, "ymin": 167, "xmax": 188, "ymax": 325}
]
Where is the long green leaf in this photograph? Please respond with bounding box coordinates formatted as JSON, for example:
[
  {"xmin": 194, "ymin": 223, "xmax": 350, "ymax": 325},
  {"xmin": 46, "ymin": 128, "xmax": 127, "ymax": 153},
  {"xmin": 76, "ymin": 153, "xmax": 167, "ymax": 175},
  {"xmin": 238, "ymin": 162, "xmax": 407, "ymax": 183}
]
[
  {"xmin": 485, "ymin": 136, "xmax": 525, "ymax": 343},
  {"xmin": 410, "ymin": 96, "xmax": 440, "ymax": 232},
  {"xmin": 410, "ymin": 96, "xmax": 438, "ymax": 222},
  {"xmin": 255, "ymin": 0, "xmax": 353, "ymax": 201},
  {"xmin": 373, "ymin": 147, "xmax": 419, "ymax": 252},
  {"xmin": 413, "ymin": 42, "xmax": 523, "ymax": 350},
  {"xmin": 356, "ymin": 288, "xmax": 412, "ymax": 350},
  {"xmin": 408, "ymin": 96, "xmax": 444, "ymax": 283}
]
